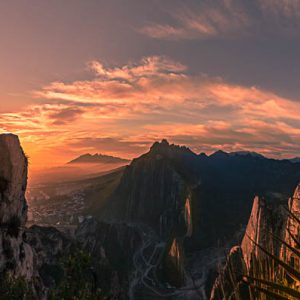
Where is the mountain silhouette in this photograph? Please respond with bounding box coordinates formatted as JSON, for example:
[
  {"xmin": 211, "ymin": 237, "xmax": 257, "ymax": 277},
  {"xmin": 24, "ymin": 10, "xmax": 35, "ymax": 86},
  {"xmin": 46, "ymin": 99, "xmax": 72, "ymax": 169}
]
[{"xmin": 68, "ymin": 153, "xmax": 130, "ymax": 164}]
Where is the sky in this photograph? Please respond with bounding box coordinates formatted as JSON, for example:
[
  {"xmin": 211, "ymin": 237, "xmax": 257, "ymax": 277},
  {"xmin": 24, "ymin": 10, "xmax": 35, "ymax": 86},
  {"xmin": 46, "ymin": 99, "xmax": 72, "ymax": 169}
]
[{"xmin": 1, "ymin": 0, "xmax": 300, "ymax": 170}]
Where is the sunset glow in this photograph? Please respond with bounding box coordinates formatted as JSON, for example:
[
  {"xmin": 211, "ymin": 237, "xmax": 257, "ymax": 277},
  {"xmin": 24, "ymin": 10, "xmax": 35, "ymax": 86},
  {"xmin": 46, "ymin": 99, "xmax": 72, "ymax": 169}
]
[{"xmin": 1, "ymin": 1, "xmax": 300, "ymax": 174}]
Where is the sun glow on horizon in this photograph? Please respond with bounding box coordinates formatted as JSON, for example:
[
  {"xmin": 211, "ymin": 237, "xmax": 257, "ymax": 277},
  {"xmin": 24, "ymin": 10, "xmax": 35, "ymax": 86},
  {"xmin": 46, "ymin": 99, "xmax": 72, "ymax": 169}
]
[{"xmin": 1, "ymin": 55, "xmax": 300, "ymax": 170}]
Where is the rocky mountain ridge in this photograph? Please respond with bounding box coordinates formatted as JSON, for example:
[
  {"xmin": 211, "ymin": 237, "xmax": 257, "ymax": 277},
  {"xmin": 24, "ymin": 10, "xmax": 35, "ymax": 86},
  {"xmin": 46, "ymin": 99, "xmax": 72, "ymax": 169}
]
[
  {"xmin": 100, "ymin": 139, "xmax": 300, "ymax": 298},
  {"xmin": 290, "ymin": 157, "xmax": 300, "ymax": 163}
]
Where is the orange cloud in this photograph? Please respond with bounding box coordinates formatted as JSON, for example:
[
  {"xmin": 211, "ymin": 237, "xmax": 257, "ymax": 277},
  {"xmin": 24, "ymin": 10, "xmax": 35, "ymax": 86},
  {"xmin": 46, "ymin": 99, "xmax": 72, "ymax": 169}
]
[{"xmin": 1, "ymin": 55, "xmax": 300, "ymax": 171}]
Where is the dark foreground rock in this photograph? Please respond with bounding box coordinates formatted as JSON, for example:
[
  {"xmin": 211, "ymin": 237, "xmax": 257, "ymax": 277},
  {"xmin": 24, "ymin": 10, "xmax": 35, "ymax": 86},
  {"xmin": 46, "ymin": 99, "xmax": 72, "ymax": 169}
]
[{"xmin": 0, "ymin": 134, "xmax": 35, "ymax": 280}]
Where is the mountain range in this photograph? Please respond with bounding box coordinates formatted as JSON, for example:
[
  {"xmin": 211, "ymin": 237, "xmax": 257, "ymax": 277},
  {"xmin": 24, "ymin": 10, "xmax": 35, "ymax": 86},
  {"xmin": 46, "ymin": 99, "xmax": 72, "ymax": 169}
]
[
  {"xmin": 1, "ymin": 135, "xmax": 300, "ymax": 299},
  {"xmin": 289, "ymin": 157, "xmax": 300, "ymax": 163},
  {"xmin": 68, "ymin": 153, "xmax": 130, "ymax": 164}
]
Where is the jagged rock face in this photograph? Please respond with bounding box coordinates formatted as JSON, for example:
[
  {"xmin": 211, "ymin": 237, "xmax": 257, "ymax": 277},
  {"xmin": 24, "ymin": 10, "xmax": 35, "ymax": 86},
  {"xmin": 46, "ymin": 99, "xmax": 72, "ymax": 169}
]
[
  {"xmin": 26, "ymin": 221, "xmax": 143, "ymax": 298},
  {"xmin": 0, "ymin": 134, "xmax": 34, "ymax": 280},
  {"xmin": 103, "ymin": 140, "xmax": 300, "ymax": 298},
  {"xmin": 209, "ymin": 197, "xmax": 269, "ymax": 300},
  {"xmin": 210, "ymin": 246, "xmax": 249, "ymax": 300},
  {"xmin": 281, "ymin": 184, "xmax": 300, "ymax": 264},
  {"xmin": 76, "ymin": 219, "xmax": 143, "ymax": 299},
  {"xmin": 240, "ymin": 196, "xmax": 274, "ymax": 269},
  {"xmin": 105, "ymin": 140, "xmax": 300, "ymax": 251},
  {"xmin": 18, "ymin": 225, "xmax": 73, "ymax": 299},
  {"xmin": 106, "ymin": 141, "xmax": 192, "ymax": 239},
  {"xmin": 0, "ymin": 230, "xmax": 35, "ymax": 279},
  {"xmin": 26, "ymin": 225, "xmax": 71, "ymax": 262},
  {"xmin": 76, "ymin": 219, "xmax": 142, "ymax": 270},
  {"xmin": 0, "ymin": 134, "xmax": 28, "ymax": 225},
  {"xmin": 209, "ymin": 185, "xmax": 299, "ymax": 300}
]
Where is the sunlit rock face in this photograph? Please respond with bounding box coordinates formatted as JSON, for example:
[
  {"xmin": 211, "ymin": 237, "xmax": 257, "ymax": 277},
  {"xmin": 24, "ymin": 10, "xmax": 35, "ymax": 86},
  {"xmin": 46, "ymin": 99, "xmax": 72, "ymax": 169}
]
[
  {"xmin": 163, "ymin": 238, "xmax": 185, "ymax": 287},
  {"xmin": 209, "ymin": 197, "xmax": 272, "ymax": 300},
  {"xmin": 281, "ymin": 184, "xmax": 300, "ymax": 265},
  {"xmin": 240, "ymin": 196, "xmax": 274, "ymax": 269},
  {"xmin": 0, "ymin": 134, "xmax": 34, "ymax": 279},
  {"xmin": 209, "ymin": 184, "xmax": 300, "ymax": 300},
  {"xmin": 0, "ymin": 134, "xmax": 28, "ymax": 225},
  {"xmin": 184, "ymin": 196, "xmax": 192, "ymax": 237},
  {"xmin": 210, "ymin": 246, "xmax": 249, "ymax": 300}
]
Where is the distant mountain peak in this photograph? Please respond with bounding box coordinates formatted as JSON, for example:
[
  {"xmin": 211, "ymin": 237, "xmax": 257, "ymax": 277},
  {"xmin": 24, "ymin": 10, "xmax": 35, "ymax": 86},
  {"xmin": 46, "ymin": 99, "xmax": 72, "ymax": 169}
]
[
  {"xmin": 229, "ymin": 151, "xmax": 265, "ymax": 159},
  {"xmin": 150, "ymin": 139, "xmax": 169, "ymax": 150},
  {"xmin": 68, "ymin": 153, "xmax": 130, "ymax": 164},
  {"xmin": 149, "ymin": 139, "xmax": 195, "ymax": 158},
  {"xmin": 210, "ymin": 150, "xmax": 229, "ymax": 158},
  {"xmin": 290, "ymin": 157, "xmax": 300, "ymax": 163}
]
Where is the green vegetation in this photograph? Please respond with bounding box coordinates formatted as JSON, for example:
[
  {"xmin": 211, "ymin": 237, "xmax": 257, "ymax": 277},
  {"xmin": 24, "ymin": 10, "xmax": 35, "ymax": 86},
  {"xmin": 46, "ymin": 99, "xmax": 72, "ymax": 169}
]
[
  {"xmin": 0, "ymin": 274, "xmax": 36, "ymax": 300},
  {"xmin": 0, "ymin": 249, "xmax": 109, "ymax": 300},
  {"xmin": 49, "ymin": 249, "xmax": 107, "ymax": 300}
]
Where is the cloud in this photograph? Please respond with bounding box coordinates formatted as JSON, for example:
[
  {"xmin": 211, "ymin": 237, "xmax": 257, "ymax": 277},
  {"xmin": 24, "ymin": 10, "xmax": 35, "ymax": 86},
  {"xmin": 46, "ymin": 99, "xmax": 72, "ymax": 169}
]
[
  {"xmin": 89, "ymin": 56, "xmax": 187, "ymax": 79},
  {"xmin": 48, "ymin": 107, "xmax": 84, "ymax": 125},
  {"xmin": 139, "ymin": 0, "xmax": 300, "ymax": 40},
  {"xmin": 258, "ymin": 0, "xmax": 300, "ymax": 18},
  {"xmin": 1, "ymin": 55, "xmax": 300, "ymax": 168},
  {"xmin": 139, "ymin": 1, "xmax": 249, "ymax": 40},
  {"xmin": 69, "ymin": 137, "xmax": 150, "ymax": 155}
]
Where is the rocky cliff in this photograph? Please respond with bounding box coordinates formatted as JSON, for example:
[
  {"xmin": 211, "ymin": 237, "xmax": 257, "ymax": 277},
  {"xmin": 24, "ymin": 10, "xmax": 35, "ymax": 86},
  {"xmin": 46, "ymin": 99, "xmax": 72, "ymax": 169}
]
[
  {"xmin": 105, "ymin": 140, "xmax": 300, "ymax": 250},
  {"xmin": 105, "ymin": 140, "xmax": 193, "ymax": 240},
  {"xmin": 210, "ymin": 186, "xmax": 298, "ymax": 299},
  {"xmin": 0, "ymin": 134, "xmax": 146, "ymax": 299},
  {"xmin": 280, "ymin": 183, "xmax": 300, "ymax": 268},
  {"xmin": 0, "ymin": 134, "xmax": 34, "ymax": 280},
  {"xmin": 0, "ymin": 134, "xmax": 28, "ymax": 225},
  {"xmin": 210, "ymin": 196, "xmax": 274, "ymax": 299},
  {"xmin": 102, "ymin": 140, "xmax": 300, "ymax": 298},
  {"xmin": 240, "ymin": 196, "xmax": 275, "ymax": 270},
  {"xmin": 0, "ymin": 135, "xmax": 189, "ymax": 299}
]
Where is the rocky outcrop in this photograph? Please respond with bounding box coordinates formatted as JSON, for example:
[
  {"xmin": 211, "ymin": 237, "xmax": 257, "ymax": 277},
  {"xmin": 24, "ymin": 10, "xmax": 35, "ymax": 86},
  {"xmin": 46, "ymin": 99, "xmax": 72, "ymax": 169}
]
[
  {"xmin": 0, "ymin": 134, "xmax": 28, "ymax": 225},
  {"xmin": 76, "ymin": 219, "xmax": 143, "ymax": 299},
  {"xmin": 106, "ymin": 140, "xmax": 192, "ymax": 240},
  {"xmin": 0, "ymin": 134, "xmax": 34, "ymax": 279},
  {"xmin": 209, "ymin": 197, "xmax": 267, "ymax": 300},
  {"xmin": 281, "ymin": 183, "xmax": 300, "ymax": 266},
  {"xmin": 240, "ymin": 196, "xmax": 274, "ymax": 270},
  {"xmin": 76, "ymin": 219, "xmax": 142, "ymax": 277},
  {"xmin": 210, "ymin": 246, "xmax": 249, "ymax": 300},
  {"xmin": 25, "ymin": 225, "xmax": 72, "ymax": 291},
  {"xmin": 209, "ymin": 183, "xmax": 300, "ymax": 300}
]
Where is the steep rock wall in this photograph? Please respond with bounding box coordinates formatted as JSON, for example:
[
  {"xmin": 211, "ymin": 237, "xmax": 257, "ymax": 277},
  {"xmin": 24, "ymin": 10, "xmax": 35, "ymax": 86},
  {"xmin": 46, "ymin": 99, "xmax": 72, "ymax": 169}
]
[
  {"xmin": 281, "ymin": 184, "xmax": 300, "ymax": 268},
  {"xmin": 0, "ymin": 134, "xmax": 28, "ymax": 225},
  {"xmin": 0, "ymin": 134, "xmax": 34, "ymax": 279}
]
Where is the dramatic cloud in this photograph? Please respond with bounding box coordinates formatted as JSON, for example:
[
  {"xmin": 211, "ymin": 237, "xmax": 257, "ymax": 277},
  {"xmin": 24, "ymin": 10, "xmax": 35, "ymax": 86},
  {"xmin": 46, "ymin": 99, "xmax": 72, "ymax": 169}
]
[
  {"xmin": 1, "ymin": 55, "xmax": 300, "ymax": 169},
  {"xmin": 139, "ymin": 0, "xmax": 300, "ymax": 40}
]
